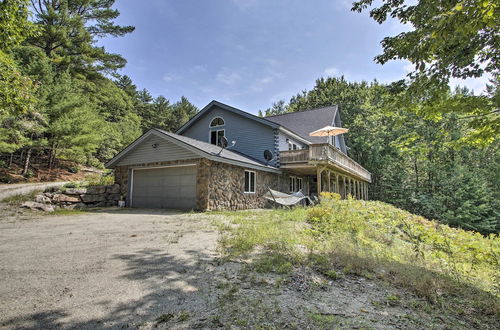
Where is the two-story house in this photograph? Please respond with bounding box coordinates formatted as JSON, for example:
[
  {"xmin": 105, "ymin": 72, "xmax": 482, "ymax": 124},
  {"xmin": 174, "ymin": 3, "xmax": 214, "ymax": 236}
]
[{"xmin": 105, "ymin": 100, "xmax": 371, "ymax": 210}]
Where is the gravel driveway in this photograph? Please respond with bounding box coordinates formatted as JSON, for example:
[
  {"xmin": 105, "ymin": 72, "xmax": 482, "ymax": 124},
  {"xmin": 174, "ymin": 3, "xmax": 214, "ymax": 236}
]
[{"xmin": 0, "ymin": 209, "xmax": 219, "ymax": 329}]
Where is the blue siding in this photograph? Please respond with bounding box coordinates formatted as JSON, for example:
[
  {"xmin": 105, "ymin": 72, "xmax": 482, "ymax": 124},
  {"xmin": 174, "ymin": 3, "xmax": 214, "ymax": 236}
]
[{"xmin": 180, "ymin": 106, "xmax": 277, "ymax": 166}]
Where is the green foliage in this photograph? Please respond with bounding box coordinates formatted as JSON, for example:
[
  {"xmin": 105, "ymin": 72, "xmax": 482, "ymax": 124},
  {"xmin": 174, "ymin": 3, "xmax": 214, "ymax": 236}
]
[
  {"xmin": 279, "ymin": 76, "xmax": 499, "ymax": 234},
  {"xmin": 351, "ymin": 0, "xmax": 499, "ymax": 81},
  {"xmin": 0, "ymin": 0, "xmax": 37, "ymax": 50},
  {"xmin": 1, "ymin": 189, "xmax": 41, "ymax": 204},
  {"xmin": 85, "ymin": 173, "xmax": 114, "ymax": 186},
  {"xmin": 0, "ymin": 0, "xmax": 38, "ymax": 119},
  {"xmin": 28, "ymin": 0, "xmax": 134, "ymax": 75},
  {"xmin": 351, "ymin": 0, "xmax": 500, "ymax": 144},
  {"xmin": 307, "ymin": 195, "xmax": 499, "ymax": 296},
  {"xmin": 215, "ymin": 201, "xmax": 499, "ymax": 318},
  {"xmin": 0, "ymin": 51, "xmax": 37, "ymax": 118}
]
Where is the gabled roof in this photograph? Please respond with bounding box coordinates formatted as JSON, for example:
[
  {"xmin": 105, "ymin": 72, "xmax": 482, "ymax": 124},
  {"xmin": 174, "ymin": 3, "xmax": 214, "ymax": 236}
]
[
  {"xmin": 265, "ymin": 106, "xmax": 338, "ymax": 144},
  {"xmin": 176, "ymin": 100, "xmax": 280, "ymax": 134},
  {"xmin": 105, "ymin": 128, "xmax": 281, "ymax": 173}
]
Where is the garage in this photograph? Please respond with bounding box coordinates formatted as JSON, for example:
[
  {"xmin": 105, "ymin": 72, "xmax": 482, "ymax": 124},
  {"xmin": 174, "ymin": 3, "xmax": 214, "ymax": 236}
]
[{"xmin": 131, "ymin": 165, "xmax": 197, "ymax": 209}]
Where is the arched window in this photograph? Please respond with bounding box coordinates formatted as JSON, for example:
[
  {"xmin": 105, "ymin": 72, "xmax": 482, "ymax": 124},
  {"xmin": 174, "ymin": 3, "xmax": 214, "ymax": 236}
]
[{"xmin": 210, "ymin": 117, "xmax": 225, "ymax": 127}]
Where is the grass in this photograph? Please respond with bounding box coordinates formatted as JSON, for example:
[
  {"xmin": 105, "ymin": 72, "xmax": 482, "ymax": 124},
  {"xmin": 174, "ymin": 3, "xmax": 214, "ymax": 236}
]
[
  {"xmin": 214, "ymin": 193, "xmax": 500, "ymax": 325},
  {"xmin": 1, "ymin": 190, "xmax": 42, "ymax": 204},
  {"xmin": 51, "ymin": 209, "xmax": 87, "ymax": 216}
]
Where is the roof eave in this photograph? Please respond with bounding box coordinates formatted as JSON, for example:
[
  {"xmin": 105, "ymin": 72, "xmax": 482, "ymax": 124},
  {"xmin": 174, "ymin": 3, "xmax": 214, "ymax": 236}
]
[
  {"xmin": 176, "ymin": 100, "xmax": 280, "ymax": 134},
  {"xmin": 106, "ymin": 129, "xmax": 281, "ymax": 174}
]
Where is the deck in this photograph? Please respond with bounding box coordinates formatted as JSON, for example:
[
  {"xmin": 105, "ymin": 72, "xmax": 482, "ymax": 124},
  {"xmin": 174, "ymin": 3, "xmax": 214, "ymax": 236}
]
[{"xmin": 279, "ymin": 143, "xmax": 372, "ymax": 182}]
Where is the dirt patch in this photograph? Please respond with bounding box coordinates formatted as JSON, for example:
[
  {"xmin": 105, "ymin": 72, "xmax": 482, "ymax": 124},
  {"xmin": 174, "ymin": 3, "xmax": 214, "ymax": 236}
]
[{"xmin": 0, "ymin": 161, "xmax": 100, "ymax": 184}]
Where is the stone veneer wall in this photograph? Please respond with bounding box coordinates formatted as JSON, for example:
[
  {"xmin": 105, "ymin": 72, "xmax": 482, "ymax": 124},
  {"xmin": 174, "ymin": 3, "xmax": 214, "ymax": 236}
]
[
  {"xmin": 205, "ymin": 160, "xmax": 284, "ymax": 210},
  {"xmin": 114, "ymin": 158, "xmax": 285, "ymax": 211}
]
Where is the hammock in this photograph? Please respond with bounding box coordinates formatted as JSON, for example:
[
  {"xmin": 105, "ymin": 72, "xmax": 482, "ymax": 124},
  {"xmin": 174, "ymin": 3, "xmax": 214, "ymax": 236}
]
[{"xmin": 263, "ymin": 187, "xmax": 313, "ymax": 206}]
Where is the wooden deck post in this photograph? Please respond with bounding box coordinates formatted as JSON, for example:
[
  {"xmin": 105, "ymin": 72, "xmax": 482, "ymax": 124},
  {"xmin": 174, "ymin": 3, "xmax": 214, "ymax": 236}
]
[
  {"xmin": 316, "ymin": 167, "xmax": 322, "ymax": 196},
  {"xmin": 327, "ymin": 170, "xmax": 331, "ymax": 192},
  {"xmin": 342, "ymin": 176, "xmax": 346, "ymax": 198}
]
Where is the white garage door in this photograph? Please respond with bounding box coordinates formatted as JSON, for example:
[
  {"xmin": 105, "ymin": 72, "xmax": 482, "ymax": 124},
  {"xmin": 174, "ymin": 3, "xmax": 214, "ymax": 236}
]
[{"xmin": 131, "ymin": 166, "xmax": 197, "ymax": 209}]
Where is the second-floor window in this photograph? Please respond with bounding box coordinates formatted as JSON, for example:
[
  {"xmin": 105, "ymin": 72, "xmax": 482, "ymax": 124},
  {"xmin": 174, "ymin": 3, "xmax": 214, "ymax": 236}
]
[
  {"xmin": 209, "ymin": 116, "xmax": 225, "ymax": 146},
  {"xmin": 210, "ymin": 117, "xmax": 225, "ymax": 127},
  {"xmin": 210, "ymin": 129, "xmax": 225, "ymax": 146}
]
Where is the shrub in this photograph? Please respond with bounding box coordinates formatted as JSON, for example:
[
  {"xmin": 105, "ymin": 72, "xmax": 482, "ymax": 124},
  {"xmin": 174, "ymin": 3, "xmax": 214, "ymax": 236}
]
[
  {"xmin": 306, "ymin": 194, "xmax": 499, "ymax": 297},
  {"xmin": 215, "ymin": 195, "xmax": 499, "ymax": 317},
  {"xmin": 67, "ymin": 165, "xmax": 80, "ymax": 173},
  {"xmin": 85, "ymin": 172, "xmax": 114, "ymax": 186}
]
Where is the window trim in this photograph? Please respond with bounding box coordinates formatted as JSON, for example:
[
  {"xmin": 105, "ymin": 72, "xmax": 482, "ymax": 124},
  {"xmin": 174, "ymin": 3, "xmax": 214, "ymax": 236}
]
[
  {"xmin": 244, "ymin": 170, "xmax": 256, "ymax": 194},
  {"xmin": 209, "ymin": 128, "xmax": 225, "ymax": 146},
  {"xmin": 289, "ymin": 176, "xmax": 303, "ymax": 192},
  {"xmin": 297, "ymin": 177, "xmax": 303, "ymax": 191},
  {"xmin": 209, "ymin": 116, "xmax": 225, "ymax": 127}
]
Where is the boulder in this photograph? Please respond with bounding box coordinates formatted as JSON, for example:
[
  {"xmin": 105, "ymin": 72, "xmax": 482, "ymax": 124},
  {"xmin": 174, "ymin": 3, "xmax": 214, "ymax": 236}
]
[
  {"xmin": 106, "ymin": 193, "xmax": 120, "ymax": 201},
  {"xmin": 106, "ymin": 184, "xmax": 120, "ymax": 194},
  {"xmin": 53, "ymin": 194, "xmax": 81, "ymax": 203},
  {"xmin": 80, "ymin": 194, "xmax": 106, "ymax": 203},
  {"xmin": 21, "ymin": 201, "xmax": 55, "ymax": 212},
  {"xmin": 86, "ymin": 185, "xmax": 107, "ymax": 194},
  {"xmin": 87, "ymin": 201, "xmax": 106, "ymax": 208},
  {"xmin": 65, "ymin": 188, "xmax": 87, "ymax": 195},
  {"xmin": 74, "ymin": 202, "xmax": 87, "ymax": 209},
  {"xmin": 35, "ymin": 194, "xmax": 51, "ymax": 204},
  {"xmin": 43, "ymin": 192, "xmax": 53, "ymax": 198}
]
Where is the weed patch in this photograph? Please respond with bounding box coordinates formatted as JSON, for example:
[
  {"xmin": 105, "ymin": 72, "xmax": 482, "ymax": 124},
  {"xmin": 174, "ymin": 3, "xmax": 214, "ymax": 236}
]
[
  {"xmin": 2, "ymin": 190, "xmax": 41, "ymax": 204},
  {"xmin": 214, "ymin": 195, "xmax": 500, "ymax": 324}
]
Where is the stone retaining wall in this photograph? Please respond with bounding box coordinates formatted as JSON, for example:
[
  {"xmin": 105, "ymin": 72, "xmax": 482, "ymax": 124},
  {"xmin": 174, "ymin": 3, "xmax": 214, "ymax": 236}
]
[{"xmin": 22, "ymin": 184, "xmax": 123, "ymax": 212}]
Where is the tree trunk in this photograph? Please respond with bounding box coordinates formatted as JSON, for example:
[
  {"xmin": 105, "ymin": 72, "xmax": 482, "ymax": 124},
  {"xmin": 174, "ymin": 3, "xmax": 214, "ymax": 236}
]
[
  {"xmin": 22, "ymin": 148, "xmax": 32, "ymax": 176},
  {"xmin": 414, "ymin": 157, "xmax": 419, "ymax": 191},
  {"xmin": 8, "ymin": 153, "xmax": 13, "ymax": 168}
]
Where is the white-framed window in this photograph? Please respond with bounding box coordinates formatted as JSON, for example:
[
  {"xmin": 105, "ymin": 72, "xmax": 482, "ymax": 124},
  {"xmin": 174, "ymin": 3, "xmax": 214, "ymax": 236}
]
[
  {"xmin": 289, "ymin": 176, "xmax": 303, "ymax": 192},
  {"xmin": 244, "ymin": 170, "xmax": 256, "ymax": 193},
  {"xmin": 210, "ymin": 129, "xmax": 225, "ymax": 146},
  {"xmin": 210, "ymin": 117, "xmax": 225, "ymax": 127},
  {"xmin": 288, "ymin": 142, "xmax": 299, "ymax": 151}
]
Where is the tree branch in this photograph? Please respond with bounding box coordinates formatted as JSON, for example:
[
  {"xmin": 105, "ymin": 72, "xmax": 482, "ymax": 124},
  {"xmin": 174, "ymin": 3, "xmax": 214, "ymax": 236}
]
[{"xmin": 458, "ymin": 109, "xmax": 500, "ymax": 120}]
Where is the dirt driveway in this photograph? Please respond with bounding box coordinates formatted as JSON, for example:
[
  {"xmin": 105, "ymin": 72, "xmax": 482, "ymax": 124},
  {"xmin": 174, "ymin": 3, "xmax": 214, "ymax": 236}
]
[{"xmin": 0, "ymin": 209, "xmax": 219, "ymax": 329}]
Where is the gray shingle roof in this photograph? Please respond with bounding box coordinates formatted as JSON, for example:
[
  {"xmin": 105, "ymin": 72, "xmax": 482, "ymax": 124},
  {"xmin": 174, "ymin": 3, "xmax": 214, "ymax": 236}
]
[
  {"xmin": 155, "ymin": 129, "xmax": 278, "ymax": 170},
  {"xmin": 265, "ymin": 106, "xmax": 338, "ymax": 144}
]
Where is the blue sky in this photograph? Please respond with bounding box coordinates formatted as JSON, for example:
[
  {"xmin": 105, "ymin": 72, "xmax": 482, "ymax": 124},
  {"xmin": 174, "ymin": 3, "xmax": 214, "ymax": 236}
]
[{"xmin": 100, "ymin": 0, "xmax": 487, "ymax": 114}]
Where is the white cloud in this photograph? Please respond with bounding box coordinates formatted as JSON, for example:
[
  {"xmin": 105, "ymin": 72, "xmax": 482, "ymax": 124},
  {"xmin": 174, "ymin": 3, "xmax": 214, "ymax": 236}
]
[
  {"xmin": 231, "ymin": 0, "xmax": 259, "ymax": 10},
  {"xmin": 216, "ymin": 71, "xmax": 242, "ymax": 85},
  {"xmin": 250, "ymin": 76, "xmax": 275, "ymax": 92},
  {"xmin": 162, "ymin": 74, "xmax": 175, "ymax": 82},
  {"xmin": 403, "ymin": 62, "xmax": 415, "ymax": 74},
  {"xmin": 190, "ymin": 65, "xmax": 207, "ymax": 73},
  {"xmin": 324, "ymin": 66, "xmax": 340, "ymax": 76},
  {"xmin": 331, "ymin": 0, "xmax": 352, "ymax": 11},
  {"xmin": 449, "ymin": 73, "xmax": 492, "ymax": 95}
]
